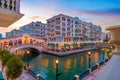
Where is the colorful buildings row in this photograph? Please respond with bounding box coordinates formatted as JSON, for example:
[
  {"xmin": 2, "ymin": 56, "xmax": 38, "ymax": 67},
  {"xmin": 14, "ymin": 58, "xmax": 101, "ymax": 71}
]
[{"xmin": 6, "ymin": 14, "xmax": 102, "ymax": 44}]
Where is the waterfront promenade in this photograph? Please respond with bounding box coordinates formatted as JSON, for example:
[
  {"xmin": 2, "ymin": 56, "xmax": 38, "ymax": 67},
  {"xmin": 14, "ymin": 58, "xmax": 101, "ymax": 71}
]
[
  {"xmin": 43, "ymin": 44, "xmax": 112, "ymax": 56},
  {"xmin": 82, "ymin": 65, "xmax": 105, "ymax": 80}
]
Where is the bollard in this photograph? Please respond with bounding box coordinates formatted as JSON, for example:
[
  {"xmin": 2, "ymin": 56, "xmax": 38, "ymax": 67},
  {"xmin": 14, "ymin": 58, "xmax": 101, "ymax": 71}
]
[
  {"xmin": 74, "ymin": 75, "xmax": 79, "ymax": 80},
  {"xmin": 103, "ymin": 60, "xmax": 105, "ymax": 65},
  {"xmin": 96, "ymin": 63, "xmax": 100, "ymax": 69},
  {"xmin": 88, "ymin": 68, "xmax": 91, "ymax": 75},
  {"xmin": 36, "ymin": 74, "xmax": 40, "ymax": 80}
]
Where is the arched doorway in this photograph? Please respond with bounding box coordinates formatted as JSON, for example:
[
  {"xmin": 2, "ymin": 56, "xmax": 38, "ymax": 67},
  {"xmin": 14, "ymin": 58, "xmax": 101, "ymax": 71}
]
[{"xmin": 24, "ymin": 36, "xmax": 29, "ymax": 44}]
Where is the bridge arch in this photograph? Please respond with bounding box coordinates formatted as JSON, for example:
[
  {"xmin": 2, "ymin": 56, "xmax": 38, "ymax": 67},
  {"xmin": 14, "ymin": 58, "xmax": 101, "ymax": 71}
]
[{"xmin": 10, "ymin": 45, "xmax": 43, "ymax": 54}]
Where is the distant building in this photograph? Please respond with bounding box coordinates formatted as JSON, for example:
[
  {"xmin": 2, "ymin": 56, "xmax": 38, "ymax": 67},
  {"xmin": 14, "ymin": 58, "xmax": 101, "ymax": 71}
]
[
  {"xmin": 101, "ymin": 32, "xmax": 111, "ymax": 41},
  {"xmin": 6, "ymin": 21, "xmax": 46, "ymax": 38},
  {"xmin": 0, "ymin": 0, "xmax": 23, "ymax": 27},
  {"xmin": 0, "ymin": 33, "xmax": 2, "ymax": 39}
]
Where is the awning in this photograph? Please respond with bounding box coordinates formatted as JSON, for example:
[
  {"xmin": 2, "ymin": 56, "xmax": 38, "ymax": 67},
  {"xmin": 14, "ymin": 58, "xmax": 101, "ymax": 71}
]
[{"xmin": 64, "ymin": 44, "xmax": 70, "ymax": 47}]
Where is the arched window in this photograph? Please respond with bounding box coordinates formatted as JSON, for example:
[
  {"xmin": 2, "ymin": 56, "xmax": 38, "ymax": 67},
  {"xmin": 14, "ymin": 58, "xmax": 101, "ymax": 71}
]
[
  {"xmin": 18, "ymin": 39, "xmax": 22, "ymax": 45},
  {"xmin": 9, "ymin": 40, "xmax": 13, "ymax": 47},
  {"xmin": 14, "ymin": 40, "xmax": 17, "ymax": 46}
]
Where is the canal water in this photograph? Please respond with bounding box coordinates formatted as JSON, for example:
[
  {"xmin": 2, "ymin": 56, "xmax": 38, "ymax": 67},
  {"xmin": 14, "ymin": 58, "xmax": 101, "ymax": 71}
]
[{"xmin": 20, "ymin": 49, "xmax": 106, "ymax": 80}]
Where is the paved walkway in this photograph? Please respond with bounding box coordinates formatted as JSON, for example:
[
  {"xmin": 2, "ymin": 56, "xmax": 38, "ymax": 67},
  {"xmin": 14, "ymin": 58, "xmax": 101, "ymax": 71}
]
[
  {"xmin": 16, "ymin": 70, "xmax": 35, "ymax": 80},
  {"xmin": 82, "ymin": 65, "xmax": 105, "ymax": 80}
]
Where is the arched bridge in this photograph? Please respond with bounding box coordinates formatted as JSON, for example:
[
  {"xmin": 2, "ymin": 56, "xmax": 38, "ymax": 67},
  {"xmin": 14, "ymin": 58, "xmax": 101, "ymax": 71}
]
[
  {"xmin": 10, "ymin": 44, "xmax": 43, "ymax": 53},
  {"xmin": 0, "ymin": 34, "xmax": 46, "ymax": 53}
]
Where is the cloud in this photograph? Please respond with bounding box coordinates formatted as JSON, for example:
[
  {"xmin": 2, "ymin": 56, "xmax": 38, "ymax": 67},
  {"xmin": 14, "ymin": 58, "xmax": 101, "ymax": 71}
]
[
  {"xmin": 36, "ymin": 7, "xmax": 120, "ymax": 22},
  {"xmin": 30, "ymin": 16, "xmax": 47, "ymax": 21}
]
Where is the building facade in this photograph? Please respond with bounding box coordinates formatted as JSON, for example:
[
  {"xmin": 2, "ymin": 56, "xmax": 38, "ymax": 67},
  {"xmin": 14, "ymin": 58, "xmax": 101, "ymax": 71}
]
[
  {"xmin": 6, "ymin": 21, "xmax": 46, "ymax": 38},
  {"xmin": 46, "ymin": 14, "xmax": 102, "ymax": 44},
  {"xmin": 0, "ymin": 0, "xmax": 23, "ymax": 27}
]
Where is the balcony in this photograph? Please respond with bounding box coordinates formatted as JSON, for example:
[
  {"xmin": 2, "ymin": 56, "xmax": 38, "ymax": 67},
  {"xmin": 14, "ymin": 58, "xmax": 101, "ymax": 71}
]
[
  {"xmin": 55, "ymin": 28, "xmax": 61, "ymax": 32},
  {"xmin": 0, "ymin": 0, "xmax": 24, "ymax": 27}
]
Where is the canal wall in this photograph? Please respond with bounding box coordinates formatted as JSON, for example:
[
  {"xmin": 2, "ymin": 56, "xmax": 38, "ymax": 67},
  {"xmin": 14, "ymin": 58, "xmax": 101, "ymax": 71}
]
[{"xmin": 43, "ymin": 45, "xmax": 111, "ymax": 57}]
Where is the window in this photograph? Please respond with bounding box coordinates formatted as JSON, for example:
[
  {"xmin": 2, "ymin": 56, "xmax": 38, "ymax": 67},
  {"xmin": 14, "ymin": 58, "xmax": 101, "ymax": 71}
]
[
  {"xmin": 62, "ymin": 28, "xmax": 66, "ymax": 31},
  {"xmin": 62, "ymin": 33, "xmax": 65, "ymax": 36},
  {"xmin": 48, "ymin": 21, "xmax": 50, "ymax": 24},
  {"xmin": 62, "ymin": 17, "xmax": 65, "ymax": 21},
  {"xmin": 67, "ymin": 19, "xmax": 70, "ymax": 21},
  {"xmin": 56, "ymin": 17, "xmax": 60, "ymax": 21},
  {"xmin": 62, "ymin": 22, "xmax": 66, "ymax": 27}
]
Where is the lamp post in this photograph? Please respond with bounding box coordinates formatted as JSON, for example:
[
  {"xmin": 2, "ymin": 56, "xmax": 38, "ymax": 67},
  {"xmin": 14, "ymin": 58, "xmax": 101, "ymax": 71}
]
[
  {"xmin": 27, "ymin": 50, "xmax": 30, "ymax": 68},
  {"xmin": 102, "ymin": 48, "xmax": 105, "ymax": 64},
  {"xmin": 56, "ymin": 60, "xmax": 59, "ymax": 80},
  {"xmin": 88, "ymin": 51, "xmax": 91, "ymax": 74},
  {"xmin": 55, "ymin": 60, "xmax": 61, "ymax": 80}
]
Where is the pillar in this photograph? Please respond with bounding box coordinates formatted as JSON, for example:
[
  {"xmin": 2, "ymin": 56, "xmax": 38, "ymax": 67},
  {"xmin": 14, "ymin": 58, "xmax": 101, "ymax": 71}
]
[
  {"xmin": 88, "ymin": 68, "xmax": 92, "ymax": 75},
  {"xmin": 96, "ymin": 63, "xmax": 100, "ymax": 69},
  {"xmin": 74, "ymin": 75, "xmax": 79, "ymax": 80},
  {"xmin": 36, "ymin": 74, "xmax": 40, "ymax": 80}
]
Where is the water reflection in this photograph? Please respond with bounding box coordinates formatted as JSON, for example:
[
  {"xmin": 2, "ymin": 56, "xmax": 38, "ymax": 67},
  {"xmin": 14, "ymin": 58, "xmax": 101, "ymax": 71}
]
[{"xmin": 19, "ymin": 49, "xmax": 106, "ymax": 80}]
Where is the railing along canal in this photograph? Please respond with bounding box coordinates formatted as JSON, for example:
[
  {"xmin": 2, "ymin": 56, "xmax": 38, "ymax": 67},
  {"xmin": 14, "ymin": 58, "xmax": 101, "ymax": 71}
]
[
  {"xmin": 23, "ymin": 66, "xmax": 45, "ymax": 80},
  {"xmin": 72, "ymin": 59, "xmax": 109, "ymax": 80}
]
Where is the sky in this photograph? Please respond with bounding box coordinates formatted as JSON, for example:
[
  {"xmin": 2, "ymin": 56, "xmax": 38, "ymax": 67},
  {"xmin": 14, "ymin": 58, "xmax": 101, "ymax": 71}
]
[{"xmin": 0, "ymin": 0, "xmax": 120, "ymax": 37}]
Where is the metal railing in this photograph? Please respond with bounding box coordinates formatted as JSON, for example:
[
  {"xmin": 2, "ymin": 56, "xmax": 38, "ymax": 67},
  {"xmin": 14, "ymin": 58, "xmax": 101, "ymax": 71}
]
[
  {"xmin": 23, "ymin": 66, "xmax": 45, "ymax": 80},
  {"xmin": 72, "ymin": 59, "xmax": 109, "ymax": 80}
]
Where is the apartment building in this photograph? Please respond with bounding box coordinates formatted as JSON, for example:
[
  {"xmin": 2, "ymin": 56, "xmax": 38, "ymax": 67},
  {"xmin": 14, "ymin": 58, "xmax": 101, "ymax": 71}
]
[
  {"xmin": 46, "ymin": 14, "xmax": 102, "ymax": 43},
  {"xmin": 6, "ymin": 21, "xmax": 46, "ymax": 38}
]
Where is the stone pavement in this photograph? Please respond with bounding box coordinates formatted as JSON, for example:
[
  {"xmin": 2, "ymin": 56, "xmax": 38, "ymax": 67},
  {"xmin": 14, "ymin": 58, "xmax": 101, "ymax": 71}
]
[
  {"xmin": 82, "ymin": 65, "xmax": 105, "ymax": 80},
  {"xmin": 16, "ymin": 70, "xmax": 35, "ymax": 80}
]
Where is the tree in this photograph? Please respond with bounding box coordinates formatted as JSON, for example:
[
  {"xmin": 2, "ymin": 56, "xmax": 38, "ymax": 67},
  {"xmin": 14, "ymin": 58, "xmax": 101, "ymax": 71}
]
[
  {"xmin": 0, "ymin": 49, "xmax": 10, "ymax": 72},
  {"xmin": 6, "ymin": 56, "xmax": 24, "ymax": 80}
]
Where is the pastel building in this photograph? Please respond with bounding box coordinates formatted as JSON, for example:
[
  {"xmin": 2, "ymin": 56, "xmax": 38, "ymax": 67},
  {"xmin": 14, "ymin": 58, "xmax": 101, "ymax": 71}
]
[
  {"xmin": 6, "ymin": 21, "xmax": 46, "ymax": 38},
  {"xmin": 46, "ymin": 14, "xmax": 102, "ymax": 44},
  {"xmin": 0, "ymin": 0, "xmax": 23, "ymax": 27}
]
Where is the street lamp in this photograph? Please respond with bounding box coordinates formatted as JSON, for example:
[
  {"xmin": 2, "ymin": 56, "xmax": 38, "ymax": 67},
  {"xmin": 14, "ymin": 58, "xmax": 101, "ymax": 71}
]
[
  {"xmin": 88, "ymin": 51, "xmax": 91, "ymax": 68},
  {"xmin": 55, "ymin": 60, "xmax": 61, "ymax": 80},
  {"xmin": 27, "ymin": 50, "xmax": 30, "ymax": 68},
  {"xmin": 88, "ymin": 51, "xmax": 91, "ymax": 74},
  {"xmin": 102, "ymin": 48, "xmax": 105, "ymax": 64}
]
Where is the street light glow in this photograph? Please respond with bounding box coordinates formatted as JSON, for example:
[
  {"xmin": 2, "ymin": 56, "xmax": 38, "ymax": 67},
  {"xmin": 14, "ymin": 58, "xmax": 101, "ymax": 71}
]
[
  {"xmin": 56, "ymin": 60, "xmax": 59, "ymax": 64},
  {"xmin": 27, "ymin": 50, "xmax": 30, "ymax": 54},
  {"xmin": 88, "ymin": 51, "xmax": 91, "ymax": 56}
]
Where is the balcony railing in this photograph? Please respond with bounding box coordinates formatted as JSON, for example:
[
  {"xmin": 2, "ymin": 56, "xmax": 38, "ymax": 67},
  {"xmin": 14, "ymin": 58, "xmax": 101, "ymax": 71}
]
[{"xmin": 0, "ymin": 0, "xmax": 20, "ymax": 13}]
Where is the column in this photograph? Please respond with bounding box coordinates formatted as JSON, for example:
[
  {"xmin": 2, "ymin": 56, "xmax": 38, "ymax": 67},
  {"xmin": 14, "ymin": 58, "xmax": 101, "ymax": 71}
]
[
  {"xmin": 15, "ymin": 0, "xmax": 20, "ymax": 12},
  {"xmin": 11, "ymin": 0, "xmax": 14, "ymax": 11},
  {"xmin": 7, "ymin": 0, "xmax": 10, "ymax": 9},
  {"xmin": 1, "ymin": 0, "xmax": 5, "ymax": 8}
]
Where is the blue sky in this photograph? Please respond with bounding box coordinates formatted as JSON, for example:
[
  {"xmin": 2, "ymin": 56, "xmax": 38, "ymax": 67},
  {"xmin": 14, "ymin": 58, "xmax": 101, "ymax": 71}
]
[{"xmin": 0, "ymin": 0, "xmax": 120, "ymax": 37}]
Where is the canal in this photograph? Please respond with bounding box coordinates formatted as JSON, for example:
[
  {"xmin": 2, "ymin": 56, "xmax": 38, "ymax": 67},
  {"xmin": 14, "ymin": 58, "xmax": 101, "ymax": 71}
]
[{"xmin": 19, "ymin": 49, "xmax": 106, "ymax": 80}]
